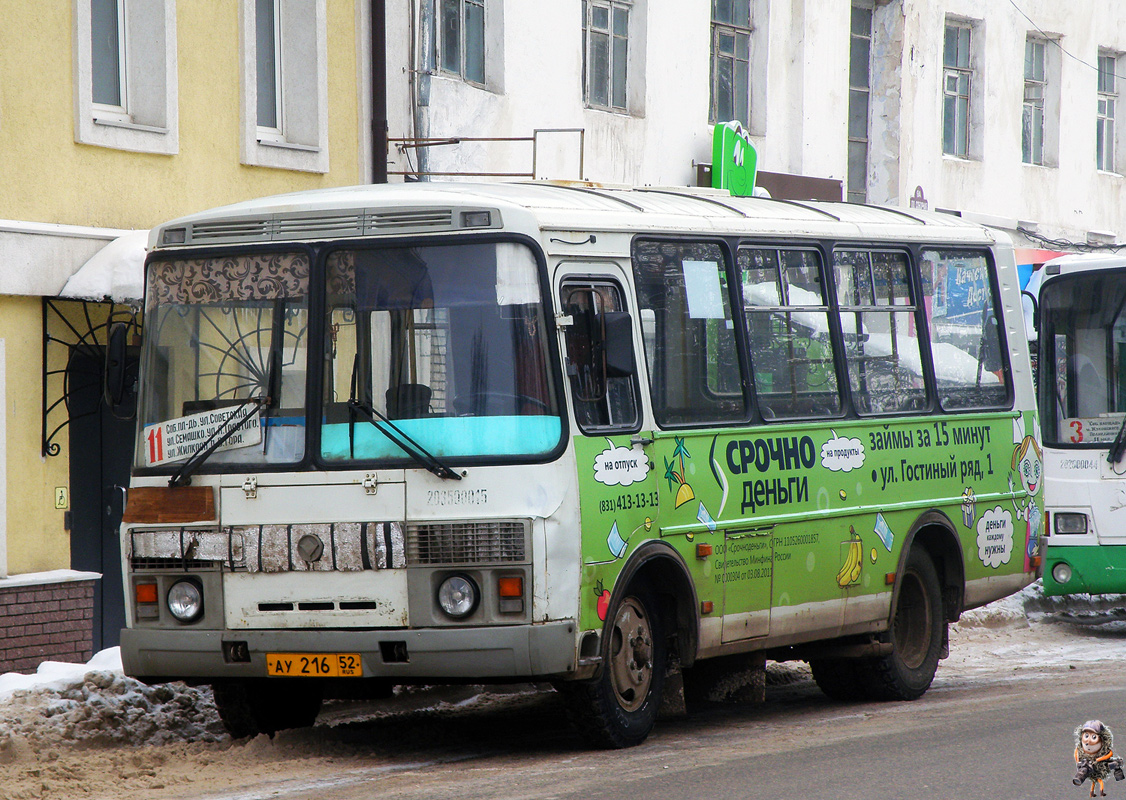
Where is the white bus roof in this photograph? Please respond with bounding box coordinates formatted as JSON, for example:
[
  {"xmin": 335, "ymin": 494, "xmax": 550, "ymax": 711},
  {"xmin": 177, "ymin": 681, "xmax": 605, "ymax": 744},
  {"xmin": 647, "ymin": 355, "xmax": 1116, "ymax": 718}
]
[{"xmin": 150, "ymin": 181, "xmax": 1005, "ymax": 251}]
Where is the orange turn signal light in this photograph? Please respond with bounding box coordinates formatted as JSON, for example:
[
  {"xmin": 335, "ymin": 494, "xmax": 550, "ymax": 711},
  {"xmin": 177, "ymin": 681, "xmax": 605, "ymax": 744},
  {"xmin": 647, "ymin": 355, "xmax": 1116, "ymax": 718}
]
[
  {"xmin": 696, "ymin": 543, "xmax": 713, "ymax": 559},
  {"xmin": 135, "ymin": 583, "xmax": 159, "ymax": 604},
  {"xmin": 701, "ymin": 600, "xmax": 714, "ymax": 614},
  {"xmin": 497, "ymin": 577, "xmax": 523, "ymax": 598}
]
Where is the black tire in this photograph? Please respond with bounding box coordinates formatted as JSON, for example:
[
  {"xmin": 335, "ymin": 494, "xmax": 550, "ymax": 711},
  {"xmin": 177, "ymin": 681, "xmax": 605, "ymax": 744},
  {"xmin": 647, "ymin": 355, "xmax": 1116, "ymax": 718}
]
[
  {"xmin": 212, "ymin": 680, "xmax": 323, "ymax": 738},
  {"xmin": 558, "ymin": 589, "xmax": 666, "ymax": 749},
  {"xmin": 809, "ymin": 657, "xmax": 868, "ymax": 702},
  {"xmin": 864, "ymin": 548, "xmax": 945, "ymax": 700}
]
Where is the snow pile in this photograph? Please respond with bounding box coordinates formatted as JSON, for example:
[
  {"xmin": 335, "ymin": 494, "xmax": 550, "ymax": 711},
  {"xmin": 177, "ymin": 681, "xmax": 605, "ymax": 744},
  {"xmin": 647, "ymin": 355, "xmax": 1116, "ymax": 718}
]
[{"xmin": 0, "ymin": 648, "xmax": 225, "ymax": 752}]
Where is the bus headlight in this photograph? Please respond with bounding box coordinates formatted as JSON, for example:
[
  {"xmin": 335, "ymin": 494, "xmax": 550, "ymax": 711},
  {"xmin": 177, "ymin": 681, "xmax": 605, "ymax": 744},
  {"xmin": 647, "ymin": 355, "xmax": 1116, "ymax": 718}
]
[
  {"xmin": 437, "ymin": 575, "xmax": 479, "ymax": 619},
  {"xmin": 167, "ymin": 580, "xmax": 204, "ymax": 623},
  {"xmin": 1055, "ymin": 513, "xmax": 1089, "ymax": 535},
  {"xmin": 1052, "ymin": 562, "xmax": 1073, "ymax": 585}
]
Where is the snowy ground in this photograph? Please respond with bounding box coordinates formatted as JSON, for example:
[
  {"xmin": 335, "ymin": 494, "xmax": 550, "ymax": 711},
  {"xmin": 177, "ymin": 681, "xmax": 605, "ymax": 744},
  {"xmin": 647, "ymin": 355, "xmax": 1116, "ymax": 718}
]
[{"xmin": 2, "ymin": 581, "xmax": 1126, "ymax": 799}]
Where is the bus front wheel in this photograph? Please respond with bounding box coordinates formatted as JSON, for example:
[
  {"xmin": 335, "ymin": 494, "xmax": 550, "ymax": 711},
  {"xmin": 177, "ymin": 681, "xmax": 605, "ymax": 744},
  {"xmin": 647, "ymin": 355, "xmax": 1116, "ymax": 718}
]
[
  {"xmin": 558, "ymin": 589, "xmax": 666, "ymax": 748},
  {"xmin": 866, "ymin": 548, "xmax": 945, "ymax": 700}
]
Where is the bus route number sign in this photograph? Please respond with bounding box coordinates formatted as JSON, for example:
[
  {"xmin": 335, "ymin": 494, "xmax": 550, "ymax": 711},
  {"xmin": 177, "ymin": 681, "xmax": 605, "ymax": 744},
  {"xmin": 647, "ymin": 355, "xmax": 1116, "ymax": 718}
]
[{"xmin": 266, "ymin": 652, "xmax": 363, "ymax": 678}]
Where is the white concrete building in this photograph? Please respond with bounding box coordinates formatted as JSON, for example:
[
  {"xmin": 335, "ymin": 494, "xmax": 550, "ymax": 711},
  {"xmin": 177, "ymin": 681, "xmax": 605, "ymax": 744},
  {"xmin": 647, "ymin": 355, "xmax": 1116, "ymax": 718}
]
[{"xmin": 383, "ymin": 0, "xmax": 1126, "ymax": 250}]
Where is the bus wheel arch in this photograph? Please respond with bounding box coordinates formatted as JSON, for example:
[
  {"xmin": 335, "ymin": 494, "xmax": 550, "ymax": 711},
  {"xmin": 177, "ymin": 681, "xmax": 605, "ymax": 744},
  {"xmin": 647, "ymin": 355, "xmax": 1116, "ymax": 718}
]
[
  {"xmin": 898, "ymin": 511, "xmax": 965, "ymax": 625},
  {"xmin": 559, "ymin": 542, "xmax": 698, "ymax": 748}
]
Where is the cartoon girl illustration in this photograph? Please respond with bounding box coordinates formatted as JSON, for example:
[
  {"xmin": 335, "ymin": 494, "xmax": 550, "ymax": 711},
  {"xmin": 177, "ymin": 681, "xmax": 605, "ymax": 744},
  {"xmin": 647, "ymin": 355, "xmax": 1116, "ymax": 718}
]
[{"xmin": 1010, "ymin": 434, "xmax": 1044, "ymax": 571}]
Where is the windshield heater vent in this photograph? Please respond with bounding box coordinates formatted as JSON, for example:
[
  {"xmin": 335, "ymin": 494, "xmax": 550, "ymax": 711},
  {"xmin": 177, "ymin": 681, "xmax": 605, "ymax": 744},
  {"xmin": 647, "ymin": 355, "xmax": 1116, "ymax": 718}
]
[
  {"xmin": 406, "ymin": 521, "xmax": 527, "ymax": 565},
  {"xmin": 367, "ymin": 209, "xmax": 454, "ymax": 232},
  {"xmin": 188, "ymin": 219, "xmax": 271, "ymax": 244},
  {"xmin": 273, "ymin": 213, "xmax": 367, "ymax": 240}
]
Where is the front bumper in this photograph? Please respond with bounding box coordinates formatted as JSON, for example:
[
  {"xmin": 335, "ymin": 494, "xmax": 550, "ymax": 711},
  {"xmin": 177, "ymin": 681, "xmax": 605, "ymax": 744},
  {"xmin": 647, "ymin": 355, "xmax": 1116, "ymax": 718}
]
[{"xmin": 121, "ymin": 620, "xmax": 579, "ymax": 682}]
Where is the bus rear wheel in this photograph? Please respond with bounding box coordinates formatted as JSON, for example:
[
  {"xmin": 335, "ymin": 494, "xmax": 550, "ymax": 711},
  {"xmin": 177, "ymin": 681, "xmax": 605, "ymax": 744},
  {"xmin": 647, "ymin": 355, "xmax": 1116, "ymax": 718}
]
[
  {"xmin": 212, "ymin": 679, "xmax": 323, "ymax": 739},
  {"xmin": 558, "ymin": 589, "xmax": 666, "ymax": 749},
  {"xmin": 865, "ymin": 548, "xmax": 945, "ymax": 700}
]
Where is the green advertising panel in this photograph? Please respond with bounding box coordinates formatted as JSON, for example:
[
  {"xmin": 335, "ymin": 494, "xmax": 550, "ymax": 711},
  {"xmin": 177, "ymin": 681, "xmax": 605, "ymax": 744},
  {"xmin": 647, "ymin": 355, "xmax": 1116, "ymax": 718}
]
[{"xmin": 575, "ymin": 411, "xmax": 1042, "ymax": 632}]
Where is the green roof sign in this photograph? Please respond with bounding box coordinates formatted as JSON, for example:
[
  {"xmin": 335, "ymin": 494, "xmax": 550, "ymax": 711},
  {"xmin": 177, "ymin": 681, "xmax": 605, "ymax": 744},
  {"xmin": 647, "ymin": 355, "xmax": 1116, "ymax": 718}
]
[{"xmin": 711, "ymin": 121, "xmax": 757, "ymax": 196}]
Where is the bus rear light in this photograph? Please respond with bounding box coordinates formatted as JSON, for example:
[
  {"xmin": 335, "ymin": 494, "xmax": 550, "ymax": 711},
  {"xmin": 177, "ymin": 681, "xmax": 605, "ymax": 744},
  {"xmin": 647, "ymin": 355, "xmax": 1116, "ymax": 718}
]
[{"xmin": 1055, "ymin": 513, "xmax": 1089, "ymax": 535}]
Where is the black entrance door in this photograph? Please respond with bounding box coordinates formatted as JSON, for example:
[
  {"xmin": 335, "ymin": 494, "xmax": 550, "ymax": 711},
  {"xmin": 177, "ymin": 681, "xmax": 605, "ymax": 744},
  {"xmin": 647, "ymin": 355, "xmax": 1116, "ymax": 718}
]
[{"xmin": 67, "ymin": 348, "xmax": 137, "ymax": 652}]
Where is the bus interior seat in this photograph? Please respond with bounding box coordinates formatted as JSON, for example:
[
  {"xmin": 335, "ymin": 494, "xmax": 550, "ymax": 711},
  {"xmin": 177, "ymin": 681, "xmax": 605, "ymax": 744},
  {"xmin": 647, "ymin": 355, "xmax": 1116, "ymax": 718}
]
[{"xmin": 386, "ymin": 383, "xmax": 432, "ymax": 418}]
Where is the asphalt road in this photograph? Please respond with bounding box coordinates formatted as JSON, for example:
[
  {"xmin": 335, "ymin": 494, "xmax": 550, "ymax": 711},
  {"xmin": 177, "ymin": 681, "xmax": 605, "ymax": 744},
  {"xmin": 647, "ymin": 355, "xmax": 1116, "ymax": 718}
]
[{"xmin": 194, "ymin": 657, "xmax": 1123, "ymax": 800}]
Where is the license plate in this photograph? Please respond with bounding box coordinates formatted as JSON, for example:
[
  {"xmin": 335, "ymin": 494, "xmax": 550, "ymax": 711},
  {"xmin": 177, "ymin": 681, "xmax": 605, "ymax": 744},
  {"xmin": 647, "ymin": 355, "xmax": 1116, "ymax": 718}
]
[{"xmin": 266, "ymin": 652, "xmax": 363, "ymax": 677}]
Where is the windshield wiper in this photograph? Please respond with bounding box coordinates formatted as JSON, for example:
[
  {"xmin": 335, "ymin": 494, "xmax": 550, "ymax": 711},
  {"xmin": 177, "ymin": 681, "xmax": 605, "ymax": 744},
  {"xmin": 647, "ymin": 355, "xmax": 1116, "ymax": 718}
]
[
  {"xmin": 1109, "ymin": 416, "xmax": 1126, "ymax": 465},
  {"xmin": 347, "ymin": 398, "xmax": 462, "ymax": 481},
  {"xmin": 169, "ymin": 394, "xmax": 266, "ymax": 487}
]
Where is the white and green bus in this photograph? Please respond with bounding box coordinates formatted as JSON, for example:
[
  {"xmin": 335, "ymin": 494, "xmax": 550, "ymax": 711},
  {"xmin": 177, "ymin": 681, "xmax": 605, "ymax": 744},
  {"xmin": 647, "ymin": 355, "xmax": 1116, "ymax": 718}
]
[
  {"xmin": 1029, "ymin": 253, "xmax": 1126, "ymax": 597},
  {"xmin": 119, "ymin": 181, "xmax": 1039, "ymax": 747}
]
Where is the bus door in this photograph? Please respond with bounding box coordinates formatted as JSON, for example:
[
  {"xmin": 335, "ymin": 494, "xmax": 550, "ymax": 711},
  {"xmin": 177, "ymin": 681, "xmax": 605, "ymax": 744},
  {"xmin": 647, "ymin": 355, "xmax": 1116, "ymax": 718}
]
[
  {"xmin": 556, "ymin": 268, "xmax": 658, "ymax": 579},
  {"xmin": 721, "ymin": 526, "xmax": 772, "ymax": 641}
]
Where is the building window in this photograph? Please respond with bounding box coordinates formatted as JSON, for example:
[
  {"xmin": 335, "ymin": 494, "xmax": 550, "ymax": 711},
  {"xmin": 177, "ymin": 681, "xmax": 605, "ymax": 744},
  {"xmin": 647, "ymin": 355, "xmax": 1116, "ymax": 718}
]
[
  {"xmin": 709, "ymin": 0, "xmax": 751, "ymax": 124},
  {"xmin": 583, "ymin": 0, "xmax": 630, "ymax": 111},
  {"xmin": 91, "ymin": 0, "xmax": 126, "ymax": 116},
  {"xmin": 1098, "ymin": 51, "xmax": 1117, "ymax": 172},
  {"xmin": 438, "ymin": 0, "xmax": 485, "ymax": 85},
  {"xmin": 255, "ymin": 0, "xmax": 282, "ymax": 136},
  {"xmin": 942, "ymin": 22, "xmax": 972, "ymax": 157},
  {"xmin": 848, "ymin": 6, "xmax": 872, "ymax": 203},
  {"xmin": 74, "ymin": 0, "xmax": 178, "ymax": 154},
  {"xmin": 1023, "ymin": 37, "xmax": 1046, "ymax": 165},
  {"xmin": 240, "ymin": 0, "xmax": 329, "ymax": 173}
]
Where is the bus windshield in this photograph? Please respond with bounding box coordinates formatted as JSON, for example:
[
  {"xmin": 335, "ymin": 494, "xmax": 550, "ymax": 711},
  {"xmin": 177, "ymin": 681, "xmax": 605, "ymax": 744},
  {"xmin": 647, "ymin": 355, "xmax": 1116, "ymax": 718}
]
[
  {"xmin": 1041, "ymin": 268, "xmax": 1126, "ymax": 445},
  {"xmin": 137, "ymin": 251, "xmax": 310, "ymax": 470},
  {"xmin": 322, "ymin": 240, "xmax": 561, "ymax": 462}
]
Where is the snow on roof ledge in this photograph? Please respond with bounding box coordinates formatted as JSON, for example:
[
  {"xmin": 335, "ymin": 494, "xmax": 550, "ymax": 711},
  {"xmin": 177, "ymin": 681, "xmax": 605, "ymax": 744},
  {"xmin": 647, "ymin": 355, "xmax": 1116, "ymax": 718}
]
[{"xmin": 58, "ymin": 229, "xmax": 148, "ymax": 302}]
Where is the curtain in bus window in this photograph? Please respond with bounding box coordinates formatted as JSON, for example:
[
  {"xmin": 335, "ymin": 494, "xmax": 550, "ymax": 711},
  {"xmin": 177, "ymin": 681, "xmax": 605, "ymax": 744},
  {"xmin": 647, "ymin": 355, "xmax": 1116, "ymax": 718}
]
[
  {"xmin": 632, "ymin": 240, "xmax": 746, "ymax": 426},
  {"xmin": 739, "ymin": 247, "xmax": 841, "ymax": 419},
  {"xmin": 834, "ymin": 250, "xmax": 926, "ymax": 415},
  {"xmin": 918, "ymin": 249, "xmax": 1010, "ymax": 410}
]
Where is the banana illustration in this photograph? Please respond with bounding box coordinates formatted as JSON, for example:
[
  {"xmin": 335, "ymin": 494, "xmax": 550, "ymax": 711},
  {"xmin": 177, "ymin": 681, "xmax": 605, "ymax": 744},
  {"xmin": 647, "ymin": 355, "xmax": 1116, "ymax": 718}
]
[{"xmin": 836, "ymin": 526, "xmax": 863, "ymax": 587}]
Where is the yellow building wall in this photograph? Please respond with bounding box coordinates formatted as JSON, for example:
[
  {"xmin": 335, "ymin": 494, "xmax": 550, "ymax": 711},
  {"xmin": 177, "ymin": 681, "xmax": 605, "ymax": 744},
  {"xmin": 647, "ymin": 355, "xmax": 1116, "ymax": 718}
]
[
  {"xmin": 0, "ymin": 1, "xmax": 363, "ymax": 230},
  {"xmin": 3, "ymin": 297, "xmax": 71, "ymax": 575},
  {"xmin": 0, "ymin": 2, "xmax": 365, "ymax": 575}
]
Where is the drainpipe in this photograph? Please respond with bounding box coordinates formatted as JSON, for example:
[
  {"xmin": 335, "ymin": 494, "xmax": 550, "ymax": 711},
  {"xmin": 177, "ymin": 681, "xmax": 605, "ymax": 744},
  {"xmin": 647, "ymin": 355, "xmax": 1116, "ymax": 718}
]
[
  {"xmin": 413, "ymin": 0, "xmax": 433, "ymax": 179},
  {"xmin": 371, "ymin": 0, "xmax": 387, "ymax": 183}
]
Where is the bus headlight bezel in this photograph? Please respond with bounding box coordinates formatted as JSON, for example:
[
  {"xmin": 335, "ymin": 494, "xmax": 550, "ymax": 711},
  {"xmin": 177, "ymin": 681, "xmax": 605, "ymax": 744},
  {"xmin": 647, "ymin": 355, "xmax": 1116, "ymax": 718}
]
[
  {"xmin": 1054, "ymin": 513, "xmax": 1089, "ymax": 535},
  {"xmin": 437, "ymin": 574, "xmax": 480, "ymax": 619},
  {"xmin": 167, "ymin": 579, "xmax": 204, "ymax": 623}
]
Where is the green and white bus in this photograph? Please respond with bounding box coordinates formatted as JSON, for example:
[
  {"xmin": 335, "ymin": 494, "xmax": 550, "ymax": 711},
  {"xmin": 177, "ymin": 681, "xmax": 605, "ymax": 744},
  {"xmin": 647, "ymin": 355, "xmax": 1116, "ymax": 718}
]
[
  {"xmin": 1030, "ymin": 253, "xmax": 1126, "ymax": 596},
  {"xmin": 119, "ymin": 181, "xmax": 1039, "ymax": 747}
]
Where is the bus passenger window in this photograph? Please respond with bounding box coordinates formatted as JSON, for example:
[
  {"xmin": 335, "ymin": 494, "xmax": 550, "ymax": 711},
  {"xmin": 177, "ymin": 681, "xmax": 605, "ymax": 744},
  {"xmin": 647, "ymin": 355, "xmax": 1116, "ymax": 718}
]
[
  {"xmin": 919, "ymin": 249, "xmax": 1011, "ymax": 410},
  {"xmin": 834, "ymin": 250, "xmax": 926, "ymax": 415},
  {"xmin": 561, "ymin": 282, "xmax": 639, "ymax": 432},
  {"xmin": 632, "ymin": 240, "xmax": 746, "ymax": 427},
  {"xmin": 739, "ymin": 247, "xmax": 841, "ymax": 419}
]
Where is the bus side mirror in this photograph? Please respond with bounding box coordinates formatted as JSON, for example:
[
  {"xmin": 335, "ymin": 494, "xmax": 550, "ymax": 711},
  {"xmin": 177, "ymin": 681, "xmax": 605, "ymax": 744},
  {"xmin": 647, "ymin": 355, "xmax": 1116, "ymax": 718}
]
[
  {"xmin": 104, "ymin": 322, "xmax": 130, "ymax": 407},
  {"xmin": 1021, "ymin": 288, "xmax": 1039, "ymax": 334},
  {"xmin": 603, "ymin": 311, "xmax": 636, "ymax": 378},
  {"xmin": 981, "ymin": 315, "xmax": 1003, "ymax": 373}
]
